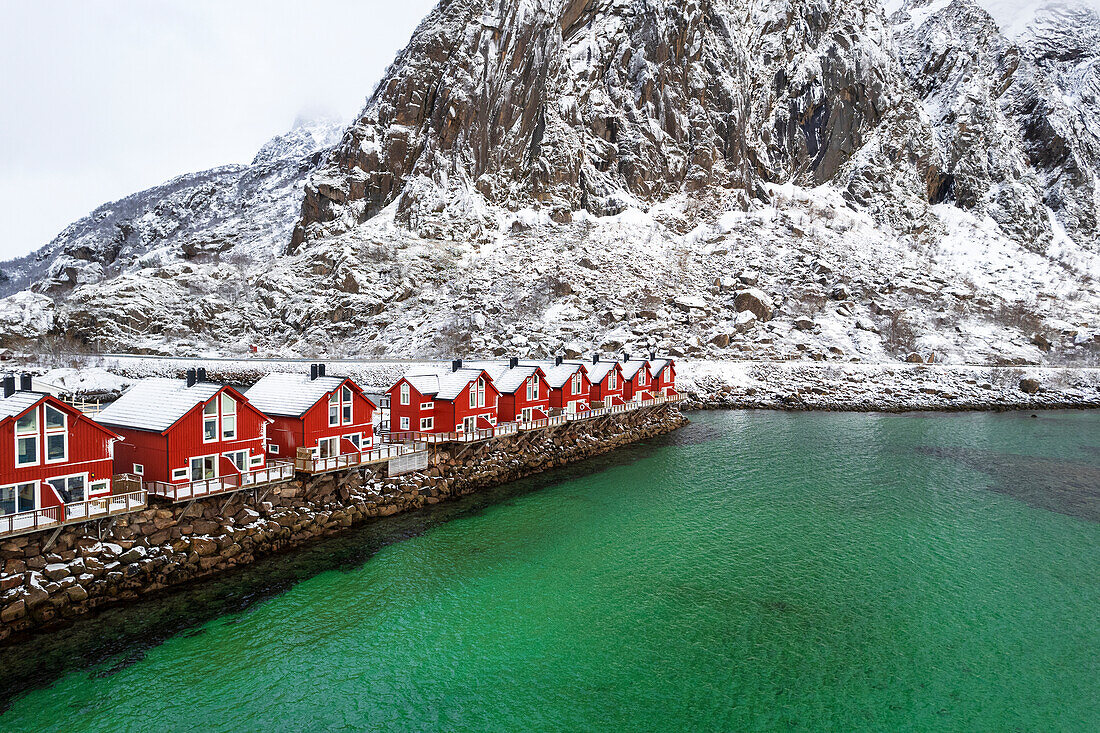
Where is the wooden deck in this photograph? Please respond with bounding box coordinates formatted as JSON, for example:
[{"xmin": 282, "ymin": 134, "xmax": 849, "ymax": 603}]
[
  {"xmin": 0, "ymin": 490, "xmax": 148, "ymax": 540},
  {"xmin": 294, "ymin": 444, "xmax": 423, "ymax": 475},
  {"xmin": 146, "ymin": 461, "xmax": 295, "ymax": 503}
]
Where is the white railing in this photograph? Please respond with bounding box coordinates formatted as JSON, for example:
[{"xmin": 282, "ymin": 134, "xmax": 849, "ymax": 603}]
[
  {"xmin": 146, "ymin": 461, "xmax": 295, "ymax": 502},
  {"xmin": 517, "ymin": 414, "xmax": 569, "ymax": 431},
  {"xmin": 0, "ymin": 490, "xmax": 148, "ymax": 539},
  {"xmin": 295, "ymin": 444, "xmax": 414, "ymax": 474}
]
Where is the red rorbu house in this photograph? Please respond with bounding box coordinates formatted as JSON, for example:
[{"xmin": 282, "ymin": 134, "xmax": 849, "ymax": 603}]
[
  {"xmin": 245, "ymin": 365, "xmax": 376, "ymax": 469},
  {"xmin": 480, "ymin": 359, "xmax": 550, "ymax": 423},
  {"xmin": 389, "ymin": 360, "xmax": 500, "ymax": 436},
  {"xmin": 1, "ymin": 374, "xmax": 122, "ymax": 521},
  {"xmin": 95, "ymin": 369, "xmax": 284, "ymax": 500},
  {"xmin": 647, "ymin": 353, "xmax": 677, "ymax": 396},
  {"xmin": 527, "ymin": 358, "xmax": 590, "ymax": 414},
  {"xmin": 620, "ymin": 353, "xmax": 656, "ymax": 403},
  {"xmin": 568, "ymin": 356, "xmax": 625, "ymax": 407}
]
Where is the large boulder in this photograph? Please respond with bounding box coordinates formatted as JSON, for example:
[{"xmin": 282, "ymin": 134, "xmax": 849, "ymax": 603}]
[{"xmin": 733, "ymin": 289, "xmax": 774, "ymax": 321}]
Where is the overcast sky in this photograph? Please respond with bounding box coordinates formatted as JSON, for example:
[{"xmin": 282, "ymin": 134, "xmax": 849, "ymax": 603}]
[
  {"xmin": 0, "ymin": 0, "xmax": 437, "ymax": 261},
  {"xmin": 1, "ymin": 1, "xmax": 1095, "ymax": 262}
]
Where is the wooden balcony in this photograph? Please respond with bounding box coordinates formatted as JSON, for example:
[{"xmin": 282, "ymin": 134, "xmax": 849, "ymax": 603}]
[
  {"xmin": 384, "ymin": 422, "xmax": 519, "ymax": 445},
  {"xmin": 294, "ymin": 444, "xmax": 420, "ymax": 475},
  {"xmin": 0, "ymin": 490, "xmax": 148, "ymax": 540},
  {"xmin": 146, "ymin": 461, "xmax": 295, "ymax": 503}
]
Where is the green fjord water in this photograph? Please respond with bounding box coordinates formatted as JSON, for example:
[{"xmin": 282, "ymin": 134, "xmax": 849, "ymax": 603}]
[{"xmin": 2, "ymin": 410, "xmax": 1099, "ymax": 731}]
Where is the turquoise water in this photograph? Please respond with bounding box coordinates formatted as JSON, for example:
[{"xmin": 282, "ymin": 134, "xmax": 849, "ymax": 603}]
[{"xmin": 2, "ymin": 410, "xmax": 1099, "ymax": 731}]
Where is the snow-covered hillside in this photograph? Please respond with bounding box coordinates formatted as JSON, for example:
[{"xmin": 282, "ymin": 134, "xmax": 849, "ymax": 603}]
[{"xmin": 0, "ymin": 0, "xmax": 1097, "ymax": 366}]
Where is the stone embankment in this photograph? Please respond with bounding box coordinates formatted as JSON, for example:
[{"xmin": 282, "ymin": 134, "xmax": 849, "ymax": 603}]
[
  {"xmin": 680, "ymin": 361, "xmax": 1100, "ymax": 411},
  {"xmin": 0, "ymin": 407, "xmax": 685, "ymax": 644}
]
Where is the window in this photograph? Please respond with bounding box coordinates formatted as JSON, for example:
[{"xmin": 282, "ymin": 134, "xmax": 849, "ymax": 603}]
[
  {"xmin": 420, "ymin": 402, "xmax": 434, "ymax": 410},
  {"xmin": 527, "ymin": 374, "xmax": 539, "ymax": 401},
  {"xmin": 572, "ymin": 373, "xmax": 582, "ymax": 394},
  {"xmin": 342, "ymin": 385, "xmax": 353, "ymax": 425},
  {"xmin": 267, "ymin": 443, "xmax": 280, "ymax": 455},
  {"xmin": 318, "ymin": 437, "xmax": 339, "ymax": 459},
  {"xmin": 469, "ymin": 382, "xmax": 477, "ymax": 408},
  {"xmin": 0, "ymin": 482, "xmax": 37, "ymax": 515},
  {"xmin": 15, "ymin": 409, "xmax": 37, "ymax": 466},
  {"xmin": 89, "ymin": 479, "xmax": 109, "ymax": 495},
  {"xmin": 224, "ymin": 450, "xmax": 247, "ymax": 471},
  {"xmin": 249, "ymin": 455, "xmax": 263, "ymax": 468},
  {"xmin": 44, "ymin": 404, "xmax": 67, "ymax": 463},
  {"xmin": 400, "ymin": 416, "xmax": 410, "ymax": 430},
  {"xmin": 133, "ymin": 463, "xmax": 144, "ymax": 475},
  {"xmin": 203, "ymin": 401, "xmax": 218, "ymax": 441},
  {"xmin": 345, "ymin": 433, "xmax": 361, "ymax": 450},
  {"xmin": 608, "ymin": 371, "xmax": 617, "ymax": 390},
  {"xmin": 172, "ymin": 468, "xmax": 188, "ymax": 481},
  {"xmin": 329, "ymin": 391, "xmax": 340, "ymax": 426},
  {"xmin": 471, "ymin": 377, "xmax": 486, "ymax": 408},
  {"xmin": 420, "ymin": 417, "xmax": 433, "ymax": 431},
  {"xmin": 190, "ymin": 456, "xmax": 216, "ymax": 481},
  {"xmin": 47, "ymin": 474, "xmax": 85, "ymax": 503},
  {"xmin": 220, "ymin": 393, "xmax": 237, "ymax": 439},
  {"xmin": 521, "ymin": 407, "xmax": 533, "ymax": 422},
  {"xmin": 640, "ymin": 369, "xmax": 647, "ymax": 385},
  {"xmin": 665, "ymin": 366, "xmax": 671, "ymax": 381},
  {"xmin": 400, "ymin": 383, "xmax": 410, "ymax": 405}
]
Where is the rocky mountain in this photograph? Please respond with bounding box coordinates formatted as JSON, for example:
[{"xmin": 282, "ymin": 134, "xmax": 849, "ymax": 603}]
[{"xmin": 1, "ymin": 0, "xmax": 1098, "ymax": 365}]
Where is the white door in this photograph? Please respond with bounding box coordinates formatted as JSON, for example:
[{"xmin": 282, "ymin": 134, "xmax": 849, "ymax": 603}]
[{"xmin": 462, "ymin": 416, "xmax": 476, "ymax": 433}]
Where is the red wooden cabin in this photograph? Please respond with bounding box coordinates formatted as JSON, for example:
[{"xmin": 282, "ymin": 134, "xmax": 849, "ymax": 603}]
[
  {"xmin": 389, "ymin": 361, "xmax": 500, "ymax": 435},
  {"xmin": 648, "ymin": 354, "xmax": 677, "ymax": 396},
  {"xmin": 1, "ymin": 375, "xmax": 121, "ymax": 516},
  {"xmin": 96, "ymin": 370, "xmax": 271, "ymax": 486},
  {"xmin": 568, "ymin": 356, "xmax": 625, "ymax": 406},
  {"xmin": 525, "ymin": 358, "xmax": 590, "ymax": 414},
  {"xmin": 620, "ymin": 354, "xmax": 656, "ymax": 402},
  {"xmin": 481, "ymin": 359, "xmax": 549, "ymax": 423},
  {"xmin": 245, "ymin": 366, "xmax": 376, "ymax": 461}
]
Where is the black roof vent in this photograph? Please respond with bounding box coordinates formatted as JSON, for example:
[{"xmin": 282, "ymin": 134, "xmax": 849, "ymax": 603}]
[
  {"xmin": 623, "ymin": 352, "xmax": 630, "ymax": 362},
  {"xmin": 310, "ymin": 364, "xmax": 319, "ymax": 381},
  {"xmin": 2, "ymin": 375, "xmax": 14, "ymax": 398},
  {"xmin": 509, "ymin": 357, "xmax": 519, "ymax": 369},
  {"xmin": 186, "ymin": 368, "xmax": 197, "ymax": 388},
  {"xmin": 650, "ymin": 350, "xmax": 656, "ymax": 360},
  {"xmin": 318, "ymin": 364, "xmax": 326, "ymax": 377},
  {"xmin": 196, "ymin": 367, "xmax": 207, "ymax": 383},
  {"xmin": 555, "ymin": 355, "xmax": 563, "ymax": 366},
  {"xmin": 19, "ymin": 373, "xmax": 32, "ymax": 392},
  {"xmin": 452, "ymin": 359, "xmax": 463, "ymax": 372},
  {"xmin": 592, "ymin": 353, "xmax": 599, "ymax": 364}
]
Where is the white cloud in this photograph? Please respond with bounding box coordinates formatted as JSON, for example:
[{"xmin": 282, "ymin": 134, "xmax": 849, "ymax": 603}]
[{"xmin": 0, "ymin": 0, "xmax": 436, "ymax": 260}]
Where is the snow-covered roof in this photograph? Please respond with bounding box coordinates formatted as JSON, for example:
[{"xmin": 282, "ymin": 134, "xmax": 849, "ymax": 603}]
[
  {"xmin": 96, "ymin": 378, "xmax": 225, "ymax": 433},
  {"xmin": 486, "ymin": 364, "xmax": 539, "ymax": 395},
  {"xmin": 649, "ymin": 358, "xmax": 673, "ymax": 376},
  {"xmin": 0, "ymin": 391, "xmax": 43, "ymax": 421},
  {"xmin": 566, "ymin": 359, "xmax": 619, "ymax": 383},
  {"xmin": 621, "ymin": 359, "xmax": 649, "ymax": 380},
  {"xmin": 245, "ymin": 373, "xmax": 349, "ymax": 417},
  {"xmin": 520, "ymin": 361, "xmax": 582, "ymax": 389},
  {"xmin": 401, "ymin": 367, "xmax": 489, "ymax": 400}
]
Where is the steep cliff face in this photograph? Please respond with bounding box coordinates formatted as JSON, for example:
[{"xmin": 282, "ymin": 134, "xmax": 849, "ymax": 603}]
[
  {"xmin": 294, "ymin": 0, "xmax": 930, "ymax": 244},
  {"xmin": 2, "ymin": 0, "xmax": 1098, "ymax": 365}
]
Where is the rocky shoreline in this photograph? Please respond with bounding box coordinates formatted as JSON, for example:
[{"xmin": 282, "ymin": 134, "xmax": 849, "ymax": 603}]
[{"xmin": 0, "ymin": 406, "xmax": 686, "ymax": 646}]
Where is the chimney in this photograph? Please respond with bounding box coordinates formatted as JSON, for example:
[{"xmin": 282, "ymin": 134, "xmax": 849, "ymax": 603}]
[
  {"xmin": 318, "ymin": 364, "xmax": 326, "ymax": 377},
  {"xmin": 509, "ymin": 357, "xmax": 519, "ymax": 369},
  {"xmin": 196, "ymin": 367, "xmax": 207, "ymax": 383},
  {"xmin": 592, "ymin": 353, "xmax": 599, "ymax": 364},
  {"xmin": 623, "ymin": 352, "xmax": 630, "ymax": 362},
  {"xmin": 186, "ymin": 368, "xmax": 197, "ymax": 388},
  {"xmin": 452, "ymin": 359, "xmax": 463, "ymax": 372},
  {"xmin": 2, "ymin": 375, "xmax": 14, "ymax": 398},
  {"xmin": 650, "ymin": 350, "xmax": 656, "ymax": 361},
  {"xmin": 310, "ymin": 364, "xmax": 319, "ymax": 381},
  {"xmin": 20, "ymin": 373, "xmax": 32, "ymax": 391}
]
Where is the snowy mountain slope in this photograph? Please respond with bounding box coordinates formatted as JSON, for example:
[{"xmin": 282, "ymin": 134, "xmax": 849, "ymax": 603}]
[{"xmin": 0, "ymin": 0, "xmax": 1097, "ymax": 367}]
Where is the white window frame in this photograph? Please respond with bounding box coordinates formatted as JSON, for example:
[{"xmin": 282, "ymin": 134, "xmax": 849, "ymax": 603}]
[
  {"xmin": 477, "ymin": 378, "xmax": 486, "ymax": 408},
  {"xmin": 202, "ymin": 401, "xmax": 218, "ymax": 443},
  {"xmin": 46, "ymin": 472, "xmax": 87, "ymax": 504},
  {"xmin": 420, "ymin": 402, "xmax": 434, "ymax": 410},
  {"xmin": 249, "ymin": 454, "xmax": 263, "ymax": 468},
  {"xmin": 608, "ymin": 371, "xmax": 617, "ymax": 390},
  {"xmin": 0, "ymin": 481, "xmax": 38, "ymax": 514},
  {"xmin": 527, "ymin": 374, "xmax": 539, "ymax": 401},
  {"xmin": 317, "ymin": 437, "xmax": 340, "ymax": 459},
  {"xmin": 44, "ymin": 404, "xmax": 67, "ymax": 464},
  {"xmin": 344, "ymin": 433, "xmax": 361, "ymax": 451},
  {"xmin": 14, "ymin": 408, "xmax": 39, "ymax": 467},
  {"xmin": 572, "ymin": 373, "xmax": 582, "ymax": 395},
  {"xmin": 220, "ymin": 393, "xmax": 237, "ymax": 440},
  {"xmin": 190, "ymin": 455, "xmax": 217, "ymax": 481},
  {"xmin": 400, "ymin": 416, "xmax": 410, "ymax": 430},
  {"xmin": 172, "ymin": 468, "xmax": 188, "ymax": 481},
  {"xmin": 341, "ymin": 385, "xmax": 353, "ymax": 425},
  {"xmin": 329, "ymin": 391, "xmax": 340, "ymax": 427},
  {"xmin": 419, "ymin": 417, "xmax": 434, "ymax": 431},
  {"xmin": 133, "ymin": 463, "xmax": 144, "ymax": 475},
  {"xmin": 223, "ymin": 449, "xmax": 248, "ymax": 472},
  {"xmin": 89, "ymin": 479, "xmax": 110, "ymax": 495},
  {"xmin": 521, "ymin": 407, "xmax": 533, "ymax": 422},
  {"xmin": 400, "ymin": 383, "xmax": 410, "ymax": 406},
  {"xmin": 469, "ymin": 382, "xmax": 477, "ymax": 408},
  {"xmin": 267, "ymin": 443, "xmax": 280, "ymax": 455}
]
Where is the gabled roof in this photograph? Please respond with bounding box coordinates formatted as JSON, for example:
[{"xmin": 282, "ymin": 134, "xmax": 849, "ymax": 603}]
[
  {"xmin": 649, "ymin": 357, "xmax": 673, "ymax": 376},
  {"xmin": 469, "ymin": 362, "xmax": 542, "ymax": 395},
  {"xmin": 96, "ymin": 379, "xmax": 246, "ymax": 433},
  {"xmin": 520, "ymin": 361, "xmax": 584, "ymax": 389},
  {"xmin": 0, "ymin": 391, "xmax": 42, "ymax": 421},
  {"xmin": 245, "ymin": 373, "xmax": 370, "ymax": 418},
  {"xmin": 621, "ymin": 360, "xmax": 649, "ymax": 380},
  {"xmin": 400, "ymin": 367, "xmax": 494, "ymax": 401},
  {"xmin": 565, "ymin": 359, "xmax": 621, "ymax": 384}
]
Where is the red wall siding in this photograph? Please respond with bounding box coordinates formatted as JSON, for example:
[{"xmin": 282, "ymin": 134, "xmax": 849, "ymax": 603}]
[
  {"xmin": 299, "ymin": 385, "xmax": 375, "ymax": 451},
  {"xmin": 111, "ymin": 428, "xmax": 168, "ymax": 483},
  {"xmin": 507, "ymin": 372, "xmax": 550, "ymax": 420},
  {"xmin": 2, "ymin": 396, "xmax": 119, "ymax": 509},
  {"xmin": 265, "ymin": 416, "xmax": 304, "ymax": 460},
  {"xmin": 549, "ymin": 370, "xmax": 590, "ymax": 411},
  {"xmin": 162, "ymin": 387, "xmax": 268, "ymax": 482},
  {"xmin": 590, "ymin": 364, "xmax": 625, "ymax": 404},
  {"xmin": 389, "ymin": 380, "xmax": 432, "ymax": 433}
]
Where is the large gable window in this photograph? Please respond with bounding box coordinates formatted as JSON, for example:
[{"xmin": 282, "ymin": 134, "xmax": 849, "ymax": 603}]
[
  {"xmin": 608, "ymin": 371, "xmax": 617, "ymax": 390},
  {"xmin": 527, "ymin": 373, "xmax": 539, "ymax": 401},
  {"xmin": 342, "ymin": 385, "xmax": 353, "ymax": 425},
  {"xmin": 44, "ymin": 405, "xmax": 67, "ymax": 462},
  {"xmin": 15, "ymin": 410, "xmax": 38, "ymax": 466},
  {"xmin": 220, "ymin": 394, "xmax": 237, "ymax": 439},
  {"xmin": 400, "ymin": 383, "xmax": 410, "ymax": 406},
  {"xmin": 203, "ymin": 401, "xmax": 218, "ymax": 441}
]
